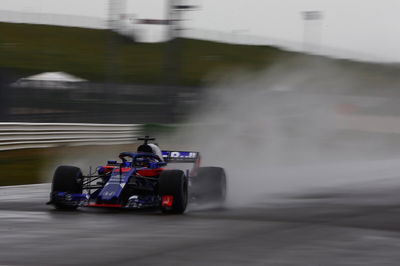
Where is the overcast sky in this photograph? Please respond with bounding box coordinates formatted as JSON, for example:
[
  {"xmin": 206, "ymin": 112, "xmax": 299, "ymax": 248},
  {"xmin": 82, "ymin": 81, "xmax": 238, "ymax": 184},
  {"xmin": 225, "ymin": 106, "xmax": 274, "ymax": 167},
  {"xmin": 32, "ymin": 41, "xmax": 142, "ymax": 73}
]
[{"xmin": 2, "ymin": 0, "xmax": 400, "ymax": 62}]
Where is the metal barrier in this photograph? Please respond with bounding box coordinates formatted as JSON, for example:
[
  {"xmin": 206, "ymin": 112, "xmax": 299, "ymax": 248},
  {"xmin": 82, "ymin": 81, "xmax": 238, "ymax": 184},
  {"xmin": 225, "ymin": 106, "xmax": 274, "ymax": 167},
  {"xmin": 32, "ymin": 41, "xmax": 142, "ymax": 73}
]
[{"xmin": 0, "ymin": 122, "xmax": 143, "ymax": 151}]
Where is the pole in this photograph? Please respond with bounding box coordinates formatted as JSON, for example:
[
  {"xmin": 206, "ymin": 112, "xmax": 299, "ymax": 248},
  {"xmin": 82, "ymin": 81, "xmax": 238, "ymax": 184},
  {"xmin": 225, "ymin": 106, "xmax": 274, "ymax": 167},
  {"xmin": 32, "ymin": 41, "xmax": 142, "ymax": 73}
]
[
  {"xmin": 163, "ymin": 0, "xmax": 182, "ymax": 87},
  {"xmin": 301, "ymin": 11, "xmax": 323, "ymax": 53}
]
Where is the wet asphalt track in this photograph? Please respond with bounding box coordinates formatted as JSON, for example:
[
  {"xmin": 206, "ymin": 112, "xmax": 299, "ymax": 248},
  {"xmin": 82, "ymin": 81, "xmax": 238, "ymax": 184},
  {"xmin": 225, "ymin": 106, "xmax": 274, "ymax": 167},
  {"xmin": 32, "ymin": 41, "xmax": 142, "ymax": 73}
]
[{"xmin": 1, "ymin": 180, "xmax": 400, "ymax": 266}]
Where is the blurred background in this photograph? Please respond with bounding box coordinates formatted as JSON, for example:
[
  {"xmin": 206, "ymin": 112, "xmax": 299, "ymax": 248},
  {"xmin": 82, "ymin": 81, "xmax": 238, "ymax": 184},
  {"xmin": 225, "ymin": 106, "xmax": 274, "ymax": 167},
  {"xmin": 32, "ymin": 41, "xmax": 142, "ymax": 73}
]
[
  {"xmin": 2, "ymin": 0, "xmax": 400, "ymax": 191},
  {"xmin": 5, "ymin": 2, "xmax": 400, "ymax": 265}
]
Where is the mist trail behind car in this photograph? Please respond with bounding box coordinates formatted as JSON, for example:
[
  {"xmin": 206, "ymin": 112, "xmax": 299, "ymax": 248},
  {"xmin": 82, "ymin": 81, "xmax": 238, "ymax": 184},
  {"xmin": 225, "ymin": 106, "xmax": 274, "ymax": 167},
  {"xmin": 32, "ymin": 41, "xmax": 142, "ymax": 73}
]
[{"xmin": 161, "ymin": 59, "xmax": 400, "ymax": 207}]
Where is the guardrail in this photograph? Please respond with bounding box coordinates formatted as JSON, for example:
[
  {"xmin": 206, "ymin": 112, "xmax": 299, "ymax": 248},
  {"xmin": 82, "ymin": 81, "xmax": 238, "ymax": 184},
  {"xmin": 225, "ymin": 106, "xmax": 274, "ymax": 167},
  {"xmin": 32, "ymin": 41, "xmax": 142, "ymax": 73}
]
[{"xmin": 0, "ymin": 122, "xmax": 143, "ymax": 151}]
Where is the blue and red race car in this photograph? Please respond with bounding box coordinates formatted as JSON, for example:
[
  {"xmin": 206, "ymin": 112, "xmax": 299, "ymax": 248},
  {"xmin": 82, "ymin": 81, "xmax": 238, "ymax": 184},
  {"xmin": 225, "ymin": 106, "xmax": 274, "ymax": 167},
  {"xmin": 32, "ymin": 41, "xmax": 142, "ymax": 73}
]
[{"xmin": 47, "ymin": 136, "xmax": 226, "ymax": 214}]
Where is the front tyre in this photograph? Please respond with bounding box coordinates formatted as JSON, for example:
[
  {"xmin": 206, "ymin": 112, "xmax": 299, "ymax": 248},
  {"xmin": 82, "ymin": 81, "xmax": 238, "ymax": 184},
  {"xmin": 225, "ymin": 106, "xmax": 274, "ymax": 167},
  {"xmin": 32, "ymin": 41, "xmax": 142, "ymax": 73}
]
[
  {"xmin": 159, "ymin": 170, "xmax": 188, "ymax": 214},
  {"xmin": 51, "ymin": 165, "xmax": 83, "ymax": 210}
]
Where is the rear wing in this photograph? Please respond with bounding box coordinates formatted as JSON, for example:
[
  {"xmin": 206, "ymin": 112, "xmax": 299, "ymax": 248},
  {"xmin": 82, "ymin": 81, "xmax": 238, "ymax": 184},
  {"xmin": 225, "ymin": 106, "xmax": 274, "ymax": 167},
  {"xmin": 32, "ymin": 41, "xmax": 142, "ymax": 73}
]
[{"xmin": 162, "ymin": 151, "xmax": 200, "ymax": 163}]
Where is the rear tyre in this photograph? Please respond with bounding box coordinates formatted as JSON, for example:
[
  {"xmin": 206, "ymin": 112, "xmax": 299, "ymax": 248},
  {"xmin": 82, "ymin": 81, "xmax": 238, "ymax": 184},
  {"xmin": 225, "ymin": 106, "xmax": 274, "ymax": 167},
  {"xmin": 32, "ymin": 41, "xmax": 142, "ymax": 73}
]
[
  {"xmin": 159, "ymin": 170, "xmax": 188, "ymax": 214},
  {"xmin": 194, "ymin": 167, "xmax": 227, "ymax": 204},
  {"xmin": 51, "ymin": 165, "xmax": 83, "ymax": 210}
]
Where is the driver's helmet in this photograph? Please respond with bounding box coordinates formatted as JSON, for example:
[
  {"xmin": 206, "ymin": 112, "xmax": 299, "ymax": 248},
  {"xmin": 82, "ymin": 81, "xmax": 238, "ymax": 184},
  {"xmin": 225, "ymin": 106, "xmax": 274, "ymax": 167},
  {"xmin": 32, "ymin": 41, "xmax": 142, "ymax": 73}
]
[{"xmin": 137, "ymin": 143, "xmax": 163, "ymax": 162}]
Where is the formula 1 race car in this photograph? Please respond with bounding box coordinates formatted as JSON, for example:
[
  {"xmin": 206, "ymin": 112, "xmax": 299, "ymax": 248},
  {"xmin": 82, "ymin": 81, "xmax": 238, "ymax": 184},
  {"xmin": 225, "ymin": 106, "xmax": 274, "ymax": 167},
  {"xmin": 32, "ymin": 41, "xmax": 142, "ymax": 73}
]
[{"xmin": 47, "ymin": 136, "xmax": 226, "ymax": 214}]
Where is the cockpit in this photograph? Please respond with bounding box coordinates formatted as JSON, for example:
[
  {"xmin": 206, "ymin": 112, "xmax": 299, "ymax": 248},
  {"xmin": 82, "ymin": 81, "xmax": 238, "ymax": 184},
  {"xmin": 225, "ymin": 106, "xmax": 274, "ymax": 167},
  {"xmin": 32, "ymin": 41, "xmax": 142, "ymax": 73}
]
[{"xmin": 118, "ymin": 152, "xmax": 166, "ymax": 169}]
